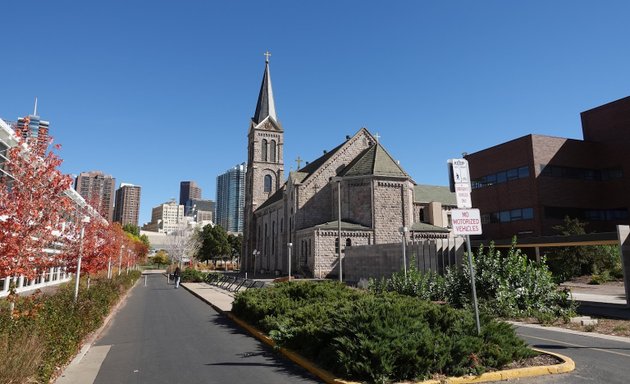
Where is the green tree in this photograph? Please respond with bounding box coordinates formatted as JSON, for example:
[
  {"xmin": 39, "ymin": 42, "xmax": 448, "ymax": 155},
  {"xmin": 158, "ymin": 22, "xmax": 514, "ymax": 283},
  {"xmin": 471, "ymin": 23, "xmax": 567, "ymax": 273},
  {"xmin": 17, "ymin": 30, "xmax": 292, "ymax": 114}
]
[
  {"xmin": 196, "ymin": 224, "xmax": 231, "ymax": 262},
  {"xmin": 152, "ymin": 250, "xmax": 169, "ymax": 268},
  {"xmin": 547, "ymin": 216, "xmax": 621, "ymax": 281},
  {"xmin": 139, "ymin": 233, "xmax": 150, "ymax": 248},
  {"xmin": 228, "ymin": 233, "xmax": 243, "ymax": 260},
  {"xmin": 122, "ymin": 223, "xmax": 140, "ymax": 237}
]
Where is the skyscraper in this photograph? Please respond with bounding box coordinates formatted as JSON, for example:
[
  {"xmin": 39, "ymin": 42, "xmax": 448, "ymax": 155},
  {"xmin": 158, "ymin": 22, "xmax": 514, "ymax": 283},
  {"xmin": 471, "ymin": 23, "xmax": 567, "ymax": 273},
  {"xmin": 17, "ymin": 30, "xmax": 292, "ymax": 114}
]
[
  {"xmin": 179, "ymin": 181, "xmax": 202, "ymax": 208},
  {"xmin": 74, "ymin": 171, "xmax": 116, "ymax": 222},
  {"xmin": 216, "ymin": 163, "xmax": 247, "ymax": 233},
  {"xmin": 15, "ymin": 98, "xmax": 50, "ymax": 156},
  {"xmin": 113, "ymin": 183, "xmax": 141, "ymax": 226}
]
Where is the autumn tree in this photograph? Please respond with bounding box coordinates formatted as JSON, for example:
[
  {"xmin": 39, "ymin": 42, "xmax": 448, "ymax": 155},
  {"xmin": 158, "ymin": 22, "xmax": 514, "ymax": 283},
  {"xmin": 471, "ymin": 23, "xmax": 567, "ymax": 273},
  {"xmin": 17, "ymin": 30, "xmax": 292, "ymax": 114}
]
[{"xmin": 0, "ymin": 139, "xmax": 73, "ymax": 280}]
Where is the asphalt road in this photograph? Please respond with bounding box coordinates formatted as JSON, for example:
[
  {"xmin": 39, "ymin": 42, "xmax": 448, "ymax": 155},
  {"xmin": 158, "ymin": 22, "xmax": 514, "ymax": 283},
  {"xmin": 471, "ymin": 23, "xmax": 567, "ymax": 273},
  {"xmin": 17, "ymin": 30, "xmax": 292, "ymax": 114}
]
[
  {"xmin": 92, "ymin": 274, "xmax": 321, "ymax": 384},
  {"xmin": 515, "ymin": 324, "xmax": 630, "ymax": 383}
]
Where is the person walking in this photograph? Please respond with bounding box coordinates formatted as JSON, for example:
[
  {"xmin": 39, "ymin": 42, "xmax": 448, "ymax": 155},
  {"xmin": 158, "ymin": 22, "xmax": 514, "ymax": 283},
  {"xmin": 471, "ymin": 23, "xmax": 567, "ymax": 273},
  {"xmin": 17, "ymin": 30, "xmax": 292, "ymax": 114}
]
[{"xmin": 174, "ymin": 266, "xmax": 181, "ymax": 289}]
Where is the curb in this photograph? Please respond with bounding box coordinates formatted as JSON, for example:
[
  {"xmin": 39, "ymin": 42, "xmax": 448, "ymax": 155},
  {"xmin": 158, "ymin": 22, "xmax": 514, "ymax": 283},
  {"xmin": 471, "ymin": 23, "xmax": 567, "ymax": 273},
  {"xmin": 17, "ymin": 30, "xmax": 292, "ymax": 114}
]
[
  {"xmin": 225, "ymin": 312, "xmax": 575, "ymax": 384},
  {"xmin": 181, "ymin": 283, "xmax": 227, "ymax": 314},
  {"xmin": 182, "ymin": 285, "xmax": 575, "ymax": 384}
]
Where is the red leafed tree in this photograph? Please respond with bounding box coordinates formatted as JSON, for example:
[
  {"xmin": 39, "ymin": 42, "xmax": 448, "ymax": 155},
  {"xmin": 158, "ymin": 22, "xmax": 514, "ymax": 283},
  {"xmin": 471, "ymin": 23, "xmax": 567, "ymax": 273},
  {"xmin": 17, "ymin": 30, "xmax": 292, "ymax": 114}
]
[
  {"xmin": 0, "ymin": 139, "xmax": 73, "ymax": 280},
  {"xmin": 64, "ymin": 215, "xmax": 110, "ymax": 277}
]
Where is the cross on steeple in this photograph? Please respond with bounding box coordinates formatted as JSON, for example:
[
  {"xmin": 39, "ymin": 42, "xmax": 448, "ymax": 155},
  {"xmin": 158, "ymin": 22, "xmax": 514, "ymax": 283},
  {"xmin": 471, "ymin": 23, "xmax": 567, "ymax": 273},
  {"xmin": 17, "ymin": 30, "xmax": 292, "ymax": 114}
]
[
  {"xmin": 295, "ymin": 156, "xmax": 303, "ymax": 169},
  {"xmin": 374, "ymin": 132, "xmax": 381, "ymax": 143},
  {"xmin": 264, "ymin": 51, "xmax": 271, "ymax": 63}
]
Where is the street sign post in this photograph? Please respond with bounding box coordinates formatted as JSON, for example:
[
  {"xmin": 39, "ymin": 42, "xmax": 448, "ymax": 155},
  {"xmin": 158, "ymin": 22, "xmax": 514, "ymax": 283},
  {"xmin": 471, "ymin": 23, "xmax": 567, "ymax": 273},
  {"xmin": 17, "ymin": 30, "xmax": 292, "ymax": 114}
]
[{"xmin": 448, "ymin": 159, "xmax": 482, "ymax": 335}]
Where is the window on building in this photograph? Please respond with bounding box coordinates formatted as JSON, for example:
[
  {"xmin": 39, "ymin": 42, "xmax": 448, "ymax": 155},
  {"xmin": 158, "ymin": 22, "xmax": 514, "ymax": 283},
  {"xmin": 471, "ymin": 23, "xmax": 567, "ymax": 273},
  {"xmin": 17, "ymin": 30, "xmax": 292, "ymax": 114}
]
[
  {"xmin": 335, "ymin": 237, "xmax": 339, "ymax": 254},
  {"xmin": 261, "ymin": 139, "xmax": 268, "ymax": 161},
  {"xmin": 270, "ymin": 140, "xmax": 276, "ymax": 163},
  {"xmin": 419, "ymin": 207, "xmax": 425, "ymax": 223},
  {"xmin": 264, "ymin": 175, "xmax": 272, "ymax": 192},
  {"xmin": 346, "ymin": 238, "xmax": 352, "ymax": 247}
]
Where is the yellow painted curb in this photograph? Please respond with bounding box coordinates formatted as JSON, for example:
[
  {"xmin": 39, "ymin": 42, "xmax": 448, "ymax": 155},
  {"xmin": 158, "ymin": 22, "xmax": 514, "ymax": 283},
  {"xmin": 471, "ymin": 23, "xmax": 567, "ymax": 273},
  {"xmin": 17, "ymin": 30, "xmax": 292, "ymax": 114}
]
[{"xmin": 226, "ymin": 312, "xmax": 574, "ymax": 384}]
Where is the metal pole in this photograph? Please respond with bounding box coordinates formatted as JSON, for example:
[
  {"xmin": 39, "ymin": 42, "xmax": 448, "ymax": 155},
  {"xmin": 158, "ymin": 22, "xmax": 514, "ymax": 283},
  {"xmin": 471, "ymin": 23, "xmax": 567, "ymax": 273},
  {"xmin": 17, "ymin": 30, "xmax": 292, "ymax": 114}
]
[
  {"xmin": 465, "ymin": 235, "xmax": 481, "ymax": 335},
  {"xmin": 107, "ymin": 255, "xmax": 112, "ymax": 279},
  {"xmin": 401, "ymin": 227, "xmax": 408, "ymax": 277},
  {"xmin": 73, "ymin": 225, "xmax": 85, "ymax": 302},
  {"xmin": 288, "ymin": 243, "xmax": 292, "ymax": 281},
  {"xmin": 337, "ymin": 180, "xmax": 342, "ymax": 282},
  {"xmin": 118, "ymin": 245, "xmax": 123, "ymax": 276}
]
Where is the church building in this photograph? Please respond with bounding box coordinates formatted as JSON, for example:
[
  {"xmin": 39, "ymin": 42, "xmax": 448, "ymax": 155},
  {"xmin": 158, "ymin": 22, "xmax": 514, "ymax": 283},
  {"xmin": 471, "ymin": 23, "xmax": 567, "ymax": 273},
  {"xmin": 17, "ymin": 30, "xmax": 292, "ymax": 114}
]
[{"xmin": 243, "ymin": 56, "xmax": 456, "ymax": 278}]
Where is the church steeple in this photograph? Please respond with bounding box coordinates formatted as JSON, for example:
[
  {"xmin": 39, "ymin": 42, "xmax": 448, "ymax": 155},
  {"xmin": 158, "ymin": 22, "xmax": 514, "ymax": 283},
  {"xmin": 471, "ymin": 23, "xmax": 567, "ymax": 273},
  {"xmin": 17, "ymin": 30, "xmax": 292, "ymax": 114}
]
[{"xmin": 252, "ymin": 51, "xmax": 277, "ymax": 124}]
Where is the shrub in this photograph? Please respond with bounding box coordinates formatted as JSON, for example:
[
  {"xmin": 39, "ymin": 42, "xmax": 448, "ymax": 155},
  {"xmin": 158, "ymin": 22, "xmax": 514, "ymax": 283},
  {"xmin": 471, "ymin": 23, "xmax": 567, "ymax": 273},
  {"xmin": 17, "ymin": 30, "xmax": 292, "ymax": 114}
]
[
  {"xmin": 180, "ymin": 268, "xmax": 207, "ymax": 282},
  {"xmin": 445, "ymin": 241, "xmax": 576, "ymax": 321},
  {"xmin": 368, "ymin": 258, "xmax": 446, "ymax": 301},
  {"xmin": 0, "ymin": 271, "xmax": 140, "ymax": 383},
  {"xmin": 233, "ymin": 281, "xmax": 535, "ymax": 383}
]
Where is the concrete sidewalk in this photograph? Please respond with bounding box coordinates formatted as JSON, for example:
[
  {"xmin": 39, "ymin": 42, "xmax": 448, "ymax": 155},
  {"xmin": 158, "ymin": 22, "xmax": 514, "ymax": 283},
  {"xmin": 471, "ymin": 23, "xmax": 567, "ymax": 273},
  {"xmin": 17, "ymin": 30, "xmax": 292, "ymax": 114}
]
[{"xmin": 181, "ymin": 282, "xmax": 236, "ymax": 312}]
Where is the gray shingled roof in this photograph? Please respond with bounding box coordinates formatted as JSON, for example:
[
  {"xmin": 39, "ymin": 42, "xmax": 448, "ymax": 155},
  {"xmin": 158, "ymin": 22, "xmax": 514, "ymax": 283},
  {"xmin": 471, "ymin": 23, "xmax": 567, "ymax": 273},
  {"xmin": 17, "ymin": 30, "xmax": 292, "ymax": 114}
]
[
  {"xmin": 339, "ymin": 143, "xmax": 409, "ymax": 178},
  {"xmin": 252, "ymin": 61, "xmax": 276, "ymax": 124},
  {"xmin": 413, "ymin": 184, "xmax": 456, "ymax": 205},
  {"xmin": 410, "ymin": 222, "xmax": 450, "ymax": 233},
  {"xmin": 313, "ymin": 220, "xmax": 372, "ymax": 230},
  {"xmin": 255, "ymin": 184, "xmax": 285, "ymax": 212}
]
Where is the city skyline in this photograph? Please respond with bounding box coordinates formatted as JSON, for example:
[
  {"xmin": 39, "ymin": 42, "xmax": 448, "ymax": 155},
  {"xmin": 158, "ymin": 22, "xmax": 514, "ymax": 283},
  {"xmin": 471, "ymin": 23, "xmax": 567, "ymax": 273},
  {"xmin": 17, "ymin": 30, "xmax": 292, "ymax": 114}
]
[{"xmin": 2, "ymin": 1, "xmax": 630, "ymax": 225}]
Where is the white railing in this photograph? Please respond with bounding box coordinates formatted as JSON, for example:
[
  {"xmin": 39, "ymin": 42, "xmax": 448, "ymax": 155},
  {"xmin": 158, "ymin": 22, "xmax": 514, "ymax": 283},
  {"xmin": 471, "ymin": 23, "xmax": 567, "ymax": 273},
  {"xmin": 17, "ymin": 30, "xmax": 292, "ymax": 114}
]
[{"xmin": 0, "ymin": 266, "xmax": 72, "ymax": 297}]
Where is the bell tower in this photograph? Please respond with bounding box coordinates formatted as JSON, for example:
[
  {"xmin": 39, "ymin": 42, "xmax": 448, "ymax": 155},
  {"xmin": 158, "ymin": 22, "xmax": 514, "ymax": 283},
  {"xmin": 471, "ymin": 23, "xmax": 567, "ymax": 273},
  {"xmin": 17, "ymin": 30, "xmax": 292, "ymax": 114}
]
[{"xmin": 244, "ymin": 52, "xmax": 284, "ymax": 272}]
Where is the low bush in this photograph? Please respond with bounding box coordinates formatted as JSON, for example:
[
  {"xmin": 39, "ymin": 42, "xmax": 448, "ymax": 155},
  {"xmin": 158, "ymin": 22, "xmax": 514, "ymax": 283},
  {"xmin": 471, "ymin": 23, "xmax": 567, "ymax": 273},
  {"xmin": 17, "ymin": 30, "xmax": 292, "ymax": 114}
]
[
  {"xmin": 180, "ymin": 268, "xmax": 207, "ymax": 282},
  {"xmin": 232, "ymin": 281, "xmax": 535, "ymax": 383},
  {"xmin": 0, "ymin": 271, "xmax": 140, "ymax": 383}
]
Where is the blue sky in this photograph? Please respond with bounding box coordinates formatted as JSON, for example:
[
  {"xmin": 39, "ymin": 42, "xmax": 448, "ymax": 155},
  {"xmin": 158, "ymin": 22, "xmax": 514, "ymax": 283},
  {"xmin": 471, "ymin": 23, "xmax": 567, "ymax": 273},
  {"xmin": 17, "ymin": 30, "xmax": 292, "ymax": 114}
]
[{"xmin": 2, "ymin": 1, "xmax": 629, "ymax": 225}]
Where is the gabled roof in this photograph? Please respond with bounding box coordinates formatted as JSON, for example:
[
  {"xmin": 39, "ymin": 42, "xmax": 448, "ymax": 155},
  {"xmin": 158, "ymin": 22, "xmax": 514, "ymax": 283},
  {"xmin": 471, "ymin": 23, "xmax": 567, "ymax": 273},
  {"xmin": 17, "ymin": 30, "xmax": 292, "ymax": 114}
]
[
  {"xmin": 313, "ymin": 220, "xmax": 371, "ymax": 231},
  {"xmin": 252, "ymin": 60, "xmax": 277, "ymax": 125},
  {"xmin": 410, "ymin": 222, "xmax": 450, "ymax": 233},
  {"xmin": 339, "ymin": 142, "xmax": 409, "ymax": 178},
  {"xmin": 294, "ymin": 140, "xmax": 346, "ymax": 183},
  {"xmin": 413, "ymin": 184, "xmax": 456, "ymax": 205},
  {"xmin": 256, "ymin": 184, "xmax": 285, "ymax": 212}
]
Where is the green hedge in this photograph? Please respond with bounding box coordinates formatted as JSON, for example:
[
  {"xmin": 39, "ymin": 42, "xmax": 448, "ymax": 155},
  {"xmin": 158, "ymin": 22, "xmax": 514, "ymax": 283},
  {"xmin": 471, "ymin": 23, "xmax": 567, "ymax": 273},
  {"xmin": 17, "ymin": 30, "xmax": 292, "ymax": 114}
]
[
  {"xmin": 180, "ymin": 268, "xmax": 208, "ymax": 282},
  {"xmin": 0, "ymin": 272, "xmax": 140, "ymax": 383},
  {"xmin": 232, "ymin": 281, "xmax": 535, "ymax": 383}
]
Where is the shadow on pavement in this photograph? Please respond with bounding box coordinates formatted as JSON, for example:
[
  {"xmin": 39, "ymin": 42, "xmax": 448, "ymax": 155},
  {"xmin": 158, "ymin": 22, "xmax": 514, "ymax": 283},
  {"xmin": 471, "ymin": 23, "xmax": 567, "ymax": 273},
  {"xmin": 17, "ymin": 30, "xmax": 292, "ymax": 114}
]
[
  {"xmin": 577, "ymin": 302, "xmax": 630, "ymax": 320},
  {"xmin": 207, "ymin": 316, "xmax": 323, "ymax": 383}
]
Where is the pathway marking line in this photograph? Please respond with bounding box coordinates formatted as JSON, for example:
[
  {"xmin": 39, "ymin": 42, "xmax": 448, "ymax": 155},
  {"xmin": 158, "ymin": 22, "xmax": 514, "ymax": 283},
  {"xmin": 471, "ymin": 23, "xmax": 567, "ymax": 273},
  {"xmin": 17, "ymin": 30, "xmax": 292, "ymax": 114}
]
[{"xmin": 525, "ymin": 334, "xmax": 630, "ymax": 358}]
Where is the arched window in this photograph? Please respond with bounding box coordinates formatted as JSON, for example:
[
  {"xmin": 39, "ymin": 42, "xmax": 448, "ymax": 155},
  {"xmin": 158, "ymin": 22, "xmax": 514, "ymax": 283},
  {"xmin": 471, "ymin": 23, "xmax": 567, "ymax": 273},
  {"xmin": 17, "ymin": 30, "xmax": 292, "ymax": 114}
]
[
  {"xmin": 346, "ymin": 238, "xmax": 352, "ymax": 247},
  {"xmin": 270, "ymin": 140, "xmax": 276, "ymax": 162},
  {"xmin": 335, "ymin": 237, "xmax": 340, "ymax": 254},
  {"xmin": 264, "ymin": 175, "xmax": 272, "ymax": 192},
  {"xmin": 261, "ymin": 139, "xmax": 268, "ymax": 161}
]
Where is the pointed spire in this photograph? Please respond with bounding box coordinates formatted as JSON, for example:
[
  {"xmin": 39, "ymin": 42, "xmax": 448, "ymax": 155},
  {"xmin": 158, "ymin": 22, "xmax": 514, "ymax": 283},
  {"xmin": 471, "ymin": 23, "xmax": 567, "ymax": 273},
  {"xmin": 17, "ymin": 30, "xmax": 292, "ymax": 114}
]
[{"xmin": 252, "ymin": 52, "xmax": 277, "ymax": 125}]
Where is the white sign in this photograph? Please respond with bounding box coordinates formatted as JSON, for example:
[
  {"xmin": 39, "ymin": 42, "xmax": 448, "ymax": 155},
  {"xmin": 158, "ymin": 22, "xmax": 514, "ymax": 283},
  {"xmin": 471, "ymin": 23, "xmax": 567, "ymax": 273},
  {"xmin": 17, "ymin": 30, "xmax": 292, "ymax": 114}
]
[
  {"xmin": 454, "ymin": 184, "xmax": 471, "ymax": 208},
  {"xmin": 451, "ymin": 159, "xmax": 470, "ymax": 185},
  {"xmin": 451, "ymin": 209, "xmax": 482, "ymax": 235}
]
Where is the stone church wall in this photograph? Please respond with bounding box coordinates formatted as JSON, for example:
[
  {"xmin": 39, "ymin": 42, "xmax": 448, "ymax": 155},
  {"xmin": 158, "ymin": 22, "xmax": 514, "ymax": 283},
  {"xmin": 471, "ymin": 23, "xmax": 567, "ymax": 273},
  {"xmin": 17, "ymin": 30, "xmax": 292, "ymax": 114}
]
[
  {"xmin": 372, "ymin": 181, "xmax": 410, "ymax": 244},
  {"xmin": 343, "ymin": 180, "xmax": 372, "ymax": 227},
  {"xmin": 312, "ymin": 229, "xmax": 372, "ymax": 278},
  {"xmin": 343, "ymin": 238, "xmax": 465, "ymax": 283}
]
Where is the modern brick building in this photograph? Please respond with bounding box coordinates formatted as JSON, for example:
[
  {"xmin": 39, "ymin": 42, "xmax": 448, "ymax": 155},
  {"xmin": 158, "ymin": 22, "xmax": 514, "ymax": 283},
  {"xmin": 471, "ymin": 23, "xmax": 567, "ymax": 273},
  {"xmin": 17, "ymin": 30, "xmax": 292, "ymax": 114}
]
[
  {"xmin": 74, "ymin": 171, "xmax": 116, "ymax": 222},
  {"xmin": 466, "ymin": 96, "xmax": 630, "ymax": 241},
  {"xmin": 113, "ymin": 183, "xmax": 141, "ymax": 227}
]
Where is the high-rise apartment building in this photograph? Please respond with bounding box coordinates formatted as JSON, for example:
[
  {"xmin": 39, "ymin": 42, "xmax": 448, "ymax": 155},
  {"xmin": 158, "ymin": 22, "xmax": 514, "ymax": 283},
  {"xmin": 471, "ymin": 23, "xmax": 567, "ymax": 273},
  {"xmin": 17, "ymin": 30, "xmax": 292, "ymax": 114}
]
[
  {"xmin": 14, "ymin": 99, "xmax": 50, "ymax": 156},
  {"xmin": 74, "ymin": 171, "xmax": 116, "ymax": 222},
  {"xmin": 113, "ymin": 183, "xmax": 141, "ymax": 226},
  {"xmin": 179, "ymin": 181, "xmax": 202, "ymax": 211},
  {"xmin": 216, "ymin": 163, "xmax": 246, "ymax": 233}
]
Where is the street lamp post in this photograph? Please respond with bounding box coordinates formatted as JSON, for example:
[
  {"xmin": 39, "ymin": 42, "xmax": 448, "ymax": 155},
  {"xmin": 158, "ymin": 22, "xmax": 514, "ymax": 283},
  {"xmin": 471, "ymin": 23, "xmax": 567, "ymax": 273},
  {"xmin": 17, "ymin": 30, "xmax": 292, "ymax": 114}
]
[
  {"xmin": 331, "ymin": 177, "xmax": 343, "ymax": 282},
  {"xmin": 287, "ymin": 243, "xmax": 293, "ymax": 281},
  {"xmin": 252, "ymin": 249, "xmax": 259, "ymax": 278},
  {"xmin": 74, "ymin": 216, "xmax": 91, "ymax": 302},
  {"xmin": 400, "ymin": 226, "xmax": 409, "ymax": 277},
  {"xmin": 118, "ymin": 244, "xmax": 124, "ymax": 276}
]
